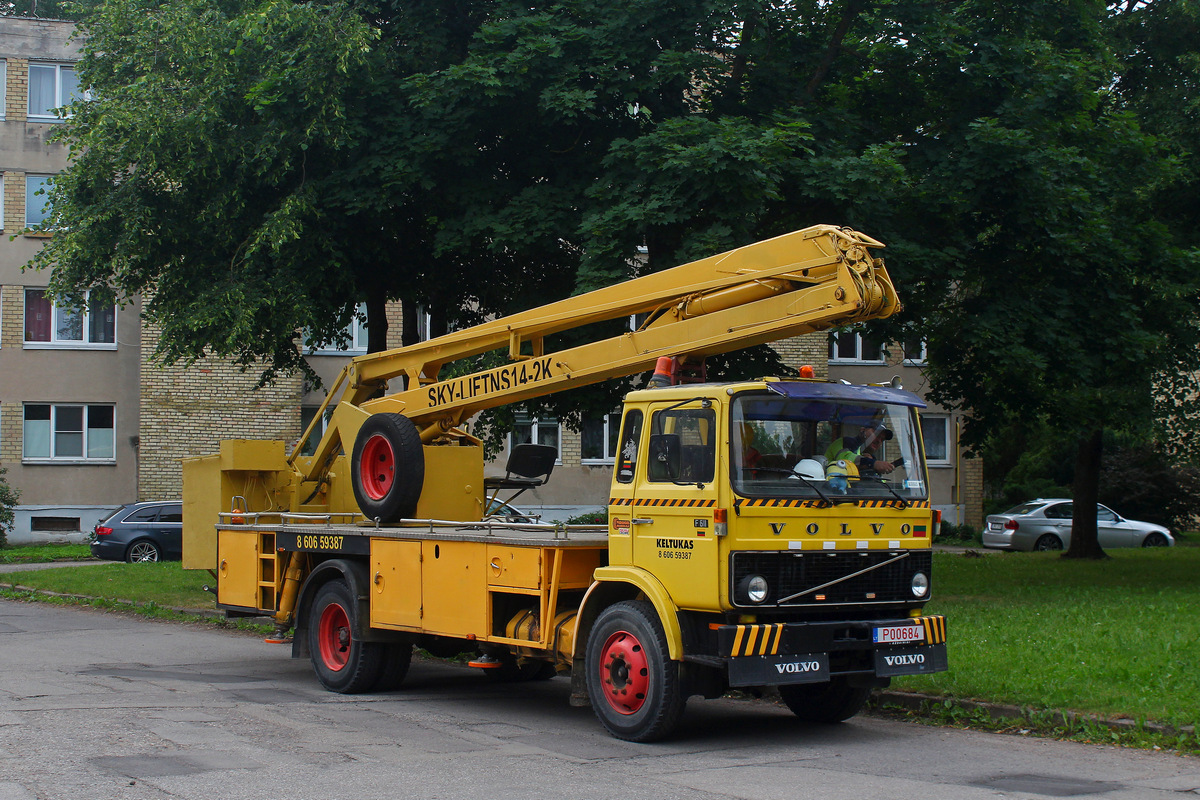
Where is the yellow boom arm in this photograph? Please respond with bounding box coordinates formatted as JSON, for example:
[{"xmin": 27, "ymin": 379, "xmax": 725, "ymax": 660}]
[{"xmin": 291, "ymin": 225, "xmax": 897, "ymax": 484}]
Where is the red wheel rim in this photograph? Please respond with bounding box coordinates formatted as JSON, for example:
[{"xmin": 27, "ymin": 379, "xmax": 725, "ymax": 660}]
[
  {"xmin": 360, "ymin": 434, "xmax": 396, "ymax": 501},
  {"xmin": 317, "ymin": 601, "xmax": 352, "ymax": 672},
  {"xmin": 598, "ymin": 629, "xmax": 649, "ymax": 714}
]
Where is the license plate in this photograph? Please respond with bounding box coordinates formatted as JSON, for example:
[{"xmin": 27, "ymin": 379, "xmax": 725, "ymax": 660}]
[{"xmin": 873, "ymin": 624, "xmax": 925, "ymax": 644}]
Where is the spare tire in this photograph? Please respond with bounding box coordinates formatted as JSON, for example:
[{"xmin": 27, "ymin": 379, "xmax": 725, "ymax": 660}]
[{"xmin": 351, "ymin": 413, "xmax": 424, "ymax": 522}]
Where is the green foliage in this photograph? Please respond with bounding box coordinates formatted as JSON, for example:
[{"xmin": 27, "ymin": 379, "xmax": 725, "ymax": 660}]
[
  {"xmin": 0, "ymin": 467, "xmax": 20, "ymax": 549},
  {"xmin": 564, "ymin": 510, "xmax": 607, "ymax": 525},
  {"xmin": 935, "ymin": 522, "xmax": 978, "ymax": 545}
]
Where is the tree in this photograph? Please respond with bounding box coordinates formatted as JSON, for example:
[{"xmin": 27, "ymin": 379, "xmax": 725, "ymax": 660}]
[{"xmin": 0, "ymin": 467, "xmax": 20, "ymax": 549}]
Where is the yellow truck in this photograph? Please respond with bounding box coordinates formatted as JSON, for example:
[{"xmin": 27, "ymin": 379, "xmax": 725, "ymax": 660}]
[{"xmin": 183, "ymin": 225, "xmax": 948, "ymax": 741}]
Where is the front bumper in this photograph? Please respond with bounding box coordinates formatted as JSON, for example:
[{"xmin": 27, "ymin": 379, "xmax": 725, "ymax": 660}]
[{"xmin": 716, "ymin": 615, "xmax": 948, "ymax": 687}]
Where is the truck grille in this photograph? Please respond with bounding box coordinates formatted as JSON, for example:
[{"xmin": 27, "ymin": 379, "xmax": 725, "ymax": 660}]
[{"xmin": 730, "ymin": 550, "xmax": 931, "ymax": 608}]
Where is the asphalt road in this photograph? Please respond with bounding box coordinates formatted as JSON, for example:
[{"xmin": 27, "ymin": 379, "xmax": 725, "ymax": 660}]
[{"xmin": 1, "ymin": 598, "xmax": 1197, "ymax": 800}]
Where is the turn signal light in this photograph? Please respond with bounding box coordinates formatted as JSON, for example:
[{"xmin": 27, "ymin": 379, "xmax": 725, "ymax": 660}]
[
  {"xmin": 714, "ymin": 508, "xmax": 728, "ymax": 537},
  {"xmin": 94, "ymin": 526, "xmax": 113, "ymax": 536}
]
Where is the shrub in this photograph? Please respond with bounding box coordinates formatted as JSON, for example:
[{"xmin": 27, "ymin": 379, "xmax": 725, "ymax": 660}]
[
  {"xmin": 0, "ymin": 466, "xmax": 20, "ymax": 549},
  {"xmin": 936, "ymin": 521, "xmax": 978, "ymax": 544},
  {"xmin": 565, "ymin": 510, "xmax": 607, "ymax": 525}
]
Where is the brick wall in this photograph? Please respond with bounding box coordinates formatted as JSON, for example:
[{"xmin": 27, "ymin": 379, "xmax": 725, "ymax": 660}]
[
  {"xmin": 960, "ymin": 454, "xmax": 984, "ymax": 529},
  {"xmin": 3, "ymin": 172, "xmax": 25, "ymax": 233},
  {"xmin": 0, "ymin": 401, "xmax": 21, "ymax": 464},
  {"xmin": 6, "ymin": 59, "xmax": 27, "ymax": 123},
  {"xmin": 0, "ymin": 285, "xmax": 22, "ymax": 348},
  {"xmin": 137, "ymin": 319, "xmax": 304, "ymax": 500},
  {"xmin": 770, "ymin": 332, "xmax": 829, "ymax": 377}
]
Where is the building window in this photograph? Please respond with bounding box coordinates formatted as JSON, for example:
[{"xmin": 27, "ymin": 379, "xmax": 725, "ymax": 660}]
[
  {"xmin": 0, "ymin": 60, "xmax": 7, "ymax": 120},
  {"xmin": 23, "ymin": 403, "xmax": 115, "ymax": 462},
  {"xmin": 26, "ymin": 175, "xmax": 53, "ymax": 227},
  {"xmin": 921, "ymin": 413, "xmax": 951, "ymax": 464},
  {"xmin": 511, "ymin": 412, "xmax": 561, "ymax": 462},
  {"xmin": 298, "ymin": 405, "xmax": 334, "ymax": 457},
  {"xmin": 24, "ymin": 289, "xmax": 116, "ymax": 348},
  {"xmin": 307, "ymin": 303, "xmax": 368, "ymax": 354},
  {"xmin": 28, "ymin": 63, "xmax": 80, "ymax": 119},
  {"xmin": 902, "ymin": 338, "xmax": 927, "ymax": 364},
  {"xmin": 828, "ymin": 331, "xmax": 885, "ymax": 363},
  {"xmin": 581, "ymin": 412, "xmax": 621, "ymax": 464}
]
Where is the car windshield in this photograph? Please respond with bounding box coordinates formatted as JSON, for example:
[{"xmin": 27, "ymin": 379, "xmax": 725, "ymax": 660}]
[
  {"xmin": 1002, "ymin": 502, "xmax": 1046, "ymax": 516},
  {"xmin": 731, "ymin": 391, "xmax": 928, "ymax": 501},
  {"xmin": 98, "ymin": 505, "xmax": 128, "ymax": 525}
]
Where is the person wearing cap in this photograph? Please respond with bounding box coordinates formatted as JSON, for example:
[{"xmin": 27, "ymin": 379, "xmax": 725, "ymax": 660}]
[{"xmin": 825, "ymin": 421, "xmax": 895, "ymax": 476}]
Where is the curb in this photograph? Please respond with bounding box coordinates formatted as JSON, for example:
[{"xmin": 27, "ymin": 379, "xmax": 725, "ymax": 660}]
[{"xmin": 869, "ymin": 690, "xmax": 1196, "ymax": 739}]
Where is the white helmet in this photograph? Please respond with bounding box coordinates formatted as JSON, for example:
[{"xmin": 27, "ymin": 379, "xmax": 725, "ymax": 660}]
[{"xmin": 793, "ymin": 459, "xmax": 825, "ymax": 481}]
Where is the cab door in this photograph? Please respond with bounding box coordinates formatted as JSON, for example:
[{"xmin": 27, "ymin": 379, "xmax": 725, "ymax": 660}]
[{"xmin": 631, "ymin": 401, "xmax": 720, "ymax": 611}]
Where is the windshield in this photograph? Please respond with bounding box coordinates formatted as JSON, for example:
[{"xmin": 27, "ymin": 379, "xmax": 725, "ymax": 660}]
[{"xmin": 731, "ymin": 392, "xmax": 928, "ymax": 501}]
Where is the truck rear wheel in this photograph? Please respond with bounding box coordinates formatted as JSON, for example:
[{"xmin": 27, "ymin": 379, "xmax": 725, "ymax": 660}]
[
  {"xmin": 585, "ymin": 600, "xmax": 685, "ymax": 742},
  {"xmin": 778, "ymin": 678, "xmax": 870, "ymax": 723},
  {"xmin": 309, "ymin": 580, "xmax": 384, "ymax": 693},
  {"xmin": 351, "ymin": 413, "xmax": 424, "ymax": 523}
]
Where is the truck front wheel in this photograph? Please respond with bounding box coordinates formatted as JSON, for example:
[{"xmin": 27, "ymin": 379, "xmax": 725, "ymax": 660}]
[
  {"xmin": 778, "ymin": 678, "xmax": 871, "ymax": 723},
  {"xmin": 351, "ymin": 413, "xmax": 425, "ymax": 523},
  {"xmin": 585, "ymin": 600, "xmax": 685, "ymax": 742},
  {"xmin": 309, "ymin": 580, "xmax": 384, "ymax": 693}
]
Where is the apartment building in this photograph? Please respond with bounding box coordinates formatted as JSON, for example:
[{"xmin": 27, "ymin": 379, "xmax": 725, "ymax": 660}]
[{"xmin": 0, "ymin": 18, "xmax": 138, "ymax": 542}]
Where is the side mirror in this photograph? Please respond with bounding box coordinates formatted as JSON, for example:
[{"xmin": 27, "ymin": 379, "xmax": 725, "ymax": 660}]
[{"xmin": 648, "ymin": 434, "xmax": 681, "ymax": 481}]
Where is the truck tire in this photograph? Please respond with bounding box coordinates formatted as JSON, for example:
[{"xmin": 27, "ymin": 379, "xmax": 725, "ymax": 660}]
[
  {"xmin": 372, "ymin": 641, "xmax": 414, "ymax": 691},
  {"xmin": 585, "ymin": 600, "xmax": 686, "ymax": 742},
  {"xmin": 308, "ymin": 580, "xmax": 384, "ymax": 693},
  {"xmin": 351, "ymin": 413, "xmax": 424, "ymax": 523},
  {"xmin": 778, "ymin": 678, "xmax": 870, "ymax": 723}
]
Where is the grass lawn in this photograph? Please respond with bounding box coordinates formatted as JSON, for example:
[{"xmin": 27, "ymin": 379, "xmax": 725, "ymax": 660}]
[
  {"xmin": 0, "ymin": 542, "xmax": 93, "ymax": 563},
  {"xmin": 1, "ymin": 561, "xmax": 215, "ymax": 610},
  {"xmin": 895, "ymin": 548, "xmax": 1200, "ymax": 730}
]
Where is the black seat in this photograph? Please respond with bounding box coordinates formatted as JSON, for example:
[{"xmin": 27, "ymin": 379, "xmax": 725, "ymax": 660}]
[{"xmin": 484, "ymin": 443, "xmax": 557, "ymax": 506}]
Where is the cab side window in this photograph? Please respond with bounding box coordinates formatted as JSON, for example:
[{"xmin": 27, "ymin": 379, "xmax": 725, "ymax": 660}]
[
  {"xmin": 615, "ymin": 410, "xmax": 643, "ymax": 484},
  {"xmin": 647, "ymin": 407, "xmax": 716, "ymax": 484}
]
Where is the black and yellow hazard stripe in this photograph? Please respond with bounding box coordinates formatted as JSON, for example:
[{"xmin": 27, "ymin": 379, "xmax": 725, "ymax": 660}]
[
  {"xmin": 918, "ymin": 615, "xmax": 947, "ymax": 644},
  {"xmin": 728, "ymin": 623, "xmax": 786, "ymax": 657},
  {"xmin": 608, "ymin": 497, "xmax": 716, "ymax": 508},
  {"xmin": 732, "ymin": 498, "xmax": 930, "ymax": 509}
]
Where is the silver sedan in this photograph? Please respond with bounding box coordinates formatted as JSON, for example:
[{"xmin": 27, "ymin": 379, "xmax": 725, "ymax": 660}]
[{"xmin": 982, "ymin": 499, "xmax": 1174, "ymax": 551}]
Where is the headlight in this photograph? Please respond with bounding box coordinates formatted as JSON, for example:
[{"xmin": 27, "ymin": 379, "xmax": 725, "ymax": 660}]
[
  {"xmin": 911, "ymin": 572, "xmax": 929, "ymax": 598},
  {"xmin": 739, "ymin": 574, "xmax": 769, "ymax": 604}
]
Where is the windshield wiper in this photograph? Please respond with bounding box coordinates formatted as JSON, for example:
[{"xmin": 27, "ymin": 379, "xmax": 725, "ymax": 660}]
[
  {"xmin": 857, "ymin": 476, "xmax": 909, "ymax": 508},
  {"xmin": 740, "ymin": 467, "xmax": 838, "ymax": 506}
]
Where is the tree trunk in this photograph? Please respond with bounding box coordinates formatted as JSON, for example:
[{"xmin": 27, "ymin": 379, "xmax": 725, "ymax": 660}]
[
  {"xmin": 1064, "ymin": 427, "xmax": 1107, "ymax": 559},
  {"xmin": 365, "ymin": 294, "xmax": 389, "ymax": 354}
]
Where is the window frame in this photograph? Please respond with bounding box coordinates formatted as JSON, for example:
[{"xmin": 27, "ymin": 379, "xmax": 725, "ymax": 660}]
[
  {"xmin": 25, "ymin": 174, "xmax": 54, "ymax": 228},
  {"xmin": 27, "ymin": 62, "xmax": 80, "ymax": 120},
  {"xmin": 920, "ymin": 413, "xmax": 952, "ymax": 466},
  {"xmin": 828, "ymin": 330, "xmax": 886, "ymax": 364},
  {"xmin": 902, "ymin": 338, "xmax": 928, "ymax": 364},
  {"xmin": 509, "ymin": 412, "xmax": 562, "ymax": 465},
  {"xmin": 22, "ymin": 402, "xmax": 117, "ymax": 464},
  {"xmin": 307, "ymin": 303, "xmax": 369, "ymax": 355},
  {"xmin": 580, "ymin": 411, "xmax": 622, "ymax": 465},
  {"xmin": 24, "ymin": 288, "xmax": 118, "ymax": 350}
]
